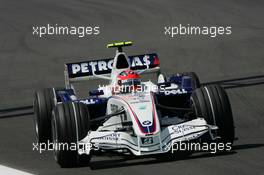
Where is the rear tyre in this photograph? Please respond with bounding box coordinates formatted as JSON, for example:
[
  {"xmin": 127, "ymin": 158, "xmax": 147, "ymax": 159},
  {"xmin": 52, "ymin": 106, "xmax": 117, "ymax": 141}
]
[
  {"xmin": 34, "ymin": 88, "xmax": 56, "ymax": 143},
  {"xmin": 52, "ymin": 102, "xmax": 91, "ymax": 168},
  {"xmin": 191, "ymin": 85, "xmax": 235, "ymax": 144}
]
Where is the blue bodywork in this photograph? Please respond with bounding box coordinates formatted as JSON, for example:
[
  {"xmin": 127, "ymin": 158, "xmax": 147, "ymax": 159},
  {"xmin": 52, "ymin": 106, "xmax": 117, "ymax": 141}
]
[
  {"xmin": 56, "ymin": 89, "xmax": 107, "ymax": 104},
  {"xmin": 156, "ymin": 74, "xmax": 194, "ymax": 96}
]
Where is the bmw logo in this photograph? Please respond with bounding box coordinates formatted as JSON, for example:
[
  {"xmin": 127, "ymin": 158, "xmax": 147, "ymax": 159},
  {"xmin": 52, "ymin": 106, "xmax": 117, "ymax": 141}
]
[{"xmin": 142, "ymin": 120, "xmax": 152, "ymax": 126}]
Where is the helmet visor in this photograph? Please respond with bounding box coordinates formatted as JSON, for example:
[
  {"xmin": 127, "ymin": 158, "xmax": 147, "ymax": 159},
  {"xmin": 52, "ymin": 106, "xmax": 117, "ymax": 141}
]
[{"xmin": 122, "ymin": 79, "xmax": 141, "ymax": 86}]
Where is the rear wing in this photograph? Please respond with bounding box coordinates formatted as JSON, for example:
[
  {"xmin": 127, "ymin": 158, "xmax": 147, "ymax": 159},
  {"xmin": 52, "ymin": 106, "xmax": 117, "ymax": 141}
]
[{"xmin": 64, "ymin": 53, "xmax": 160, "ymax": 86}]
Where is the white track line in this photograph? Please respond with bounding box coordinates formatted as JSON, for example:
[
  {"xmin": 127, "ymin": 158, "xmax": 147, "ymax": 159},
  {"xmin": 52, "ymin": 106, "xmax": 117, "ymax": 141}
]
[{"xmin": 0, "ymin": 165, "xmax": 34, "ymax": 175}]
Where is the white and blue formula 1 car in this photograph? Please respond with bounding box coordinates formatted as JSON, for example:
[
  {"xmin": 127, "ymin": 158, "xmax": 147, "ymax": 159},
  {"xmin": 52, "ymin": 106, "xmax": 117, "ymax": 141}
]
[{"xmin": 33, "ymin": 41, "xmax": 235, "ymax": 167}]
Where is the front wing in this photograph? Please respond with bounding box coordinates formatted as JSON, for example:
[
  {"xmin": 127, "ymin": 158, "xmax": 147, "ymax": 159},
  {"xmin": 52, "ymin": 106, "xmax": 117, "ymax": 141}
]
[{"xmin": 78, "ymin": 118, "xmax": 217, "ymax": 156}]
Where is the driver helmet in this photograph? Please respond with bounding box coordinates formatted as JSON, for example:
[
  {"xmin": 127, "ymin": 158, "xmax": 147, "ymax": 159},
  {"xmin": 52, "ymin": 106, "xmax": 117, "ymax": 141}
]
[{"xmin": 116, "ymin": 70, "xmax": 141, "ymax": 93}]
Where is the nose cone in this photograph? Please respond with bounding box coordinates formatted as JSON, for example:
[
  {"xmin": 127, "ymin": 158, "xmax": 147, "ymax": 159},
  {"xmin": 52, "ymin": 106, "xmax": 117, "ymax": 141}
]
[{"xmin": 122, "ymin": 93, "xmax": 160, "ymax": 137}]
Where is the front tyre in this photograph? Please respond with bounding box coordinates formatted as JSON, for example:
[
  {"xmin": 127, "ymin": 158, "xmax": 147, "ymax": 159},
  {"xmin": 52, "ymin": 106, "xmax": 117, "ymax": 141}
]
[
  {"xmin": 191, "ymin": 85, "xmax": 235, "ymax": 144},
  {"xmin": 52, "ymin": 102, "xmax": 91, "ymax": 167},
  {"xmin": 34, "ymin": 88, "xmax": 56, "ymax": 143}
]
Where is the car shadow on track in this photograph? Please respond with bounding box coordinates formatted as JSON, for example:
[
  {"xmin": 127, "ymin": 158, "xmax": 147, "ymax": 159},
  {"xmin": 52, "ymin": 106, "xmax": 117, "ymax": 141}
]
[
  {"xmin": 202, "ymin": 74, "xmax": 264, "ymax": 89},
  {"xmin": 232, "ymin": 143, "xmax": 264, "ymax": 151},
  {"xmin": 89, "ymin": 143, "xmax": 264, "ymax": 170},
  {"xmin": 0, "ymin": 105, "xmax": 33, "ymax": 119}
]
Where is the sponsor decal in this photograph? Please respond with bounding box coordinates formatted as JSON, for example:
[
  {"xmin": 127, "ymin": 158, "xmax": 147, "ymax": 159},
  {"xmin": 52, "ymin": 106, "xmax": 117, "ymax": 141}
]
[
  {"xmin": 142, "ymin": 120, "xmax": 152, "ymax": 126},
  {"xmin": 125, "ymin": 94, "xmax": 151, "ymax": 104},
  {"xmin": 98, "ymin": 133, "xmax": 120, "ymax": 141},
  {"xmin": 131, "ymin": 55, "xmax": 150, "ymax": 67},
  {"xmin": 141, "ymin": 137, "xmax": 153, "ymax": 145},
  {"xmin": 171, "ymin": 125, "xmax": 196, "ymax": 134},
  {"xmin": 80, "ymin": 98, "xmax": 97, "ymax": 105},
  {"xmin": 71, "ymin": 59, "xmax": 114, "ymax": 74},
  {"xmin": 164, "ymin": 88, "xmax": 188, "ymax": 95},
  {"xmin": 130, "ymin": 100, "xmax": 150, "ymax": 104},
  {"xmin": 66, "ymin": 53, "xmax": 159, "ymax": 78}
]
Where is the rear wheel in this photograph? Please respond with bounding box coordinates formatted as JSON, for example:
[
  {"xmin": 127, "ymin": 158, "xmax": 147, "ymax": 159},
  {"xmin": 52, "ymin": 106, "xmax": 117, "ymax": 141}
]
[
  {"xmin": 191, "ymin": 85, "xmax": 235, "ymax": 144},
  {"xmin": 34, "ymin": 88, "xmax": 56, "ymax": 143},
  {"xmin": 52, "ymin": 102, "xmax": 91, "ymax": 167}
]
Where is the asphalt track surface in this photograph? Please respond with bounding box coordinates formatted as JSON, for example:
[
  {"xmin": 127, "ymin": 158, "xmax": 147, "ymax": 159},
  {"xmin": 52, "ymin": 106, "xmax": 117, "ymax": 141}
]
[{"xmin": 0, "ymin": 0, "xmax": 264, "ymax": 174}]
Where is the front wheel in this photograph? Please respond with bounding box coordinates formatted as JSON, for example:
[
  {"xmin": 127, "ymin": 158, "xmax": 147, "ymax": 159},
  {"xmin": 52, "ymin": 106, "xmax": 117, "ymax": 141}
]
[
  {"xmin": 52, "ymin": 102, "xmax": 91, "ymax": 167},
  {"xmin": 191, "ymin": 85, "xmax": 235, "ymax": 144},
  {"xmin": 34, "ymin": 88, "xmax": 56, "ymax": 143}
]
